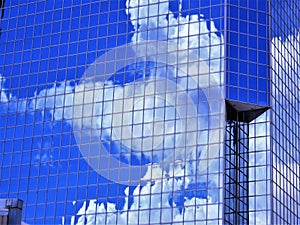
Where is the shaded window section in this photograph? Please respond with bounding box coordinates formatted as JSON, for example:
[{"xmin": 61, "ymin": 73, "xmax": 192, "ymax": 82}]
[
  {"xmin": 224, "ymin": 100, "xmax": 269, "ymax": 225},
  {"xmin": 226, "ymin": 0, "xmax": 270, "ymax": 106},
  {"xmin": 0, "ymin": 0, "xmax": 5, "ymax": 36},
  {"xmin": 224, "ymin": 113, "xmax": 249, "ymax": 225}
]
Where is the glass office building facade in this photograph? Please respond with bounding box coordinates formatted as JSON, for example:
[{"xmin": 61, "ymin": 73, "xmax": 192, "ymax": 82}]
[
  {"xmin": 0, "ymin": 0, "xmax": 299, "ymax": 224},
  {"xmin": 270, "ymin": 1, "xmax": 300, "ymax": 224}
]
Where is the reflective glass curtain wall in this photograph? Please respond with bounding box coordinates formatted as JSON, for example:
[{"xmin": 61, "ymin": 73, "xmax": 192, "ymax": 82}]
[
  {"xmin": 0, "ymin": 0, "xmax": 299, "ymax": 225},
  {"xmin": 0, "ymin": 0, "xmax": 225, "ymax": 224},
  {"xmin": 224, "ymin": 1, "xmax": 271, "ymax": 224},
  {"xmin": 270, "ymin": 0, "xmax": 300, "ymax": 224}
]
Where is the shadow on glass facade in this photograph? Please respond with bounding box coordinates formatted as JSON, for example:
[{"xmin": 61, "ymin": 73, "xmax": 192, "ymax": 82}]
[{"xmin": 224, "ymin": 118, "xmax": 249, "ymax": 224}]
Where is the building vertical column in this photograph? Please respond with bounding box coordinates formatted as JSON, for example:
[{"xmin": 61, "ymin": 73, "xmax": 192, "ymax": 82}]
[
  {"xmin": 0, "ymin": 199, "xmax": 23, "ymax": 225},
  {"xmin": 224, "ymin": 100, "xmax": 269, "ymax": 224},
  {"xmin": 224, "ymin": 118, "xmax": 249, "ymax": 224}
]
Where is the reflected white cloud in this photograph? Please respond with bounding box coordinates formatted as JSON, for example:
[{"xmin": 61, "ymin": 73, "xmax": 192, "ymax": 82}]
[
  {"xmin": 271, "ymin": 33, "xmax": 300, "ymax": 222},
  {"xmin": 0, "ymin": 74, "xmax": 10, "ymax": 103},
  {"xmin": 67, "ymin": 0, "xmax": 225, "ymax": 224},
  {"xmin": 30, "ymin": 81, "xmax": 74, "ymax": 121},
  {"xmin": 70, "ymin": 39, "xmax": 225, "ymax": 189},
  {"xmin": 247, "ymin": 33, "xmax": 300, "ymax": 224},
  {"xmin": 69, "ymin": 166, "xmax": 220, "ymax": 225},
  {"xmin": 127, "ymin": 0, "xmax": 223, "ymax": 73}
]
